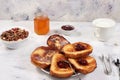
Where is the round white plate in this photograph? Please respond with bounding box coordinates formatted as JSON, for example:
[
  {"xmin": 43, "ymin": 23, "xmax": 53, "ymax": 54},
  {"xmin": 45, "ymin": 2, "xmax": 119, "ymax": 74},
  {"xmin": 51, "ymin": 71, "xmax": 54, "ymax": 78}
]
[{"xmin": 40, "ymin": 67, "xmax": 81, "ymax": 77}]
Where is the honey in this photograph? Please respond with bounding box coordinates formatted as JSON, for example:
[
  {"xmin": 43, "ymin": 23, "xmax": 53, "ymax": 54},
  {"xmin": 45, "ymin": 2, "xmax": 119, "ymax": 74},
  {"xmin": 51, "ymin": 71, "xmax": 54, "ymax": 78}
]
[{"xmin": 34, "ymin": 14, "xmax": 49, "ymax": 35}]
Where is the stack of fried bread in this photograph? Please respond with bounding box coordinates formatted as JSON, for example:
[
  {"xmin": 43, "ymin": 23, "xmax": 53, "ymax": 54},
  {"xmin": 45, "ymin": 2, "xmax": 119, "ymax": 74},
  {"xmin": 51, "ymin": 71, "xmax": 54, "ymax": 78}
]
[{"xmin": 31, "ymin": 34, "xmax": 97, "ymax": 78}]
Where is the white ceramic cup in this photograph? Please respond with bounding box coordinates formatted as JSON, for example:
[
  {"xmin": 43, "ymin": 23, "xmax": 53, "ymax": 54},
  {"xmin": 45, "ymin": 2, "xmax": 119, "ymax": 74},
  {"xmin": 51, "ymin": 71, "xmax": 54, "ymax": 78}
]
[{"xmin": 92, "ymin": 18, "xmax": 116, "ymax": 42}]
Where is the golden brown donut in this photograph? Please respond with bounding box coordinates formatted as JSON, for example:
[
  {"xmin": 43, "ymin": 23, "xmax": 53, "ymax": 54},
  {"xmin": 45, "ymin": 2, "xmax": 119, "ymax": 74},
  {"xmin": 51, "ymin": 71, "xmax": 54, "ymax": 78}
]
[
  {"xmin": 31, "ymin": 46, "xmax": 58, "ymax": 69},
  {"xmin": 68, "ymin": 56, "xmax": 97, "ymax": 74},
  {"xmin": 62, "ymin": 42, "xmax": 93, "ymax": 58},
  {"xmin": 47, "ymin": 34, "xmax": 70, "ymax": 51},
  {"xmin": 50, "ymin": 53, "xmax": 74, "ymax": 78}
]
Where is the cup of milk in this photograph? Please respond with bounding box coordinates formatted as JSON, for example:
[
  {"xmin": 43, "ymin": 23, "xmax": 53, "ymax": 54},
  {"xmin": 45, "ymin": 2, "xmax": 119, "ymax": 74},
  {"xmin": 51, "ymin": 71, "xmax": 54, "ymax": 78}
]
[{"xmin": 92, "ymin": 18, "xmax": 116, "ymax": 42}]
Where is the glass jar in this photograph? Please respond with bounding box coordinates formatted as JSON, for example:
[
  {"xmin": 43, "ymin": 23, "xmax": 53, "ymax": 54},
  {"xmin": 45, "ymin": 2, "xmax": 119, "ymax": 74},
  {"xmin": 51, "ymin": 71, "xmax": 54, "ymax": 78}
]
[{"xmin": 34, "ymin": 13, "xmax": 49, "ymax": 35}]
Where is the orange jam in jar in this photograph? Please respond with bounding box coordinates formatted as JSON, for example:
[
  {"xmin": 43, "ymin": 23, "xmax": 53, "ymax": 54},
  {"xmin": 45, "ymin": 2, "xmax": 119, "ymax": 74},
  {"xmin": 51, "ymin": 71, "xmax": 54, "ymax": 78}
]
[{"xmin": 34, "ymin": 14, "xmax": 49, "ymax": 35}]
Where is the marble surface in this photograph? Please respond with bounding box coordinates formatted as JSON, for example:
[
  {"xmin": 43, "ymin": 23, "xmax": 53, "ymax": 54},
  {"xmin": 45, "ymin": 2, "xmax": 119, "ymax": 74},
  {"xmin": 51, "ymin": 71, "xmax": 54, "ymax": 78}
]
[
  {"xmin": 0, "ymin": 0, "xmax": 120, "ymax": 21},
  {"xmin": 0, "ymin": 20, "xmax": 120, "ymax": 80}
]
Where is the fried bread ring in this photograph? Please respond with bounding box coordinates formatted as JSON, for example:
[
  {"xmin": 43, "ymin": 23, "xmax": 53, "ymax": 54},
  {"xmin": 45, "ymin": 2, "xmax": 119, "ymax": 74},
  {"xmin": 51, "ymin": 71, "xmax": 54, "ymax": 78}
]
[
  {"xmin": 47, "ymin": 34, "xmax": 70, "ymax": 50},
  {"xmin": 50, "ymin": 53, "xmax": 74, "ymax": 78},
  {"xmin": 62, "ymin": 42, "xmax": 93, "ymax": 58},
  {"xmin": 68, "ymin": 56, "xmax": 97, "ymax": 74},
  {"xmin": 31, "ymin": 46, "xmax": 58, "ymax": 69}
]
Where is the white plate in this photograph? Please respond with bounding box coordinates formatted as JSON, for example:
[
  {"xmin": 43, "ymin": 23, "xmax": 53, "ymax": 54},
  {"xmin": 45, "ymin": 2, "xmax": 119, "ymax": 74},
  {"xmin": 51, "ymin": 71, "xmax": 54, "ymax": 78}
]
[{"xmin": 40, "ymin": 67, "xmax": 81, "ymax": 77}]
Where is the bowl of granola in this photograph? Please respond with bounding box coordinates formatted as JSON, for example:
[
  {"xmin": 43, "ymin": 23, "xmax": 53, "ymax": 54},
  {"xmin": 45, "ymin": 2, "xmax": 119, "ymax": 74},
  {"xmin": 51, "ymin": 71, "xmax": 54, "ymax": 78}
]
[{"xmin": 0, "ymin": 27, "xmax": 29, "ymax": 49}]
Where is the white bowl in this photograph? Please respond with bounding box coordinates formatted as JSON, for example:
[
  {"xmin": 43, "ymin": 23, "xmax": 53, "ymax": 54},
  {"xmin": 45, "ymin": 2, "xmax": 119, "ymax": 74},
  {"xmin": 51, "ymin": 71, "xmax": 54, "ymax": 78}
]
[
  {"xmin": 0, "ymin": 26, "xmax": 29, "ymax": 49},
  {"xmin": 61, "ymin": 25, "xmax": 76, "ymax": 36},
  {"xmin": 0, "ymin": 38, "xmax": 28, "ymax": 49}
]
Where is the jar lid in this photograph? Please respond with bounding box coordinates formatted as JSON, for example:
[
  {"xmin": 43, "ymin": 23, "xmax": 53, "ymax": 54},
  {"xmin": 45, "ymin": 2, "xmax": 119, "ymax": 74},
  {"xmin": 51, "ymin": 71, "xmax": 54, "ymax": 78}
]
[{"xmin": 35, "ymin": 12, "xmax": 48, "ymax": 18}]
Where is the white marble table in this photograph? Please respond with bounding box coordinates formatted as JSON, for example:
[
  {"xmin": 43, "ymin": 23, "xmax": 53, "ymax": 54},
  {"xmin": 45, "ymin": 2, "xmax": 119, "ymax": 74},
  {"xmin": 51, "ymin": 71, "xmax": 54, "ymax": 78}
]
[{"xmin": 0, "ymin": 20, "xmax": 120, "ymax": 80}]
